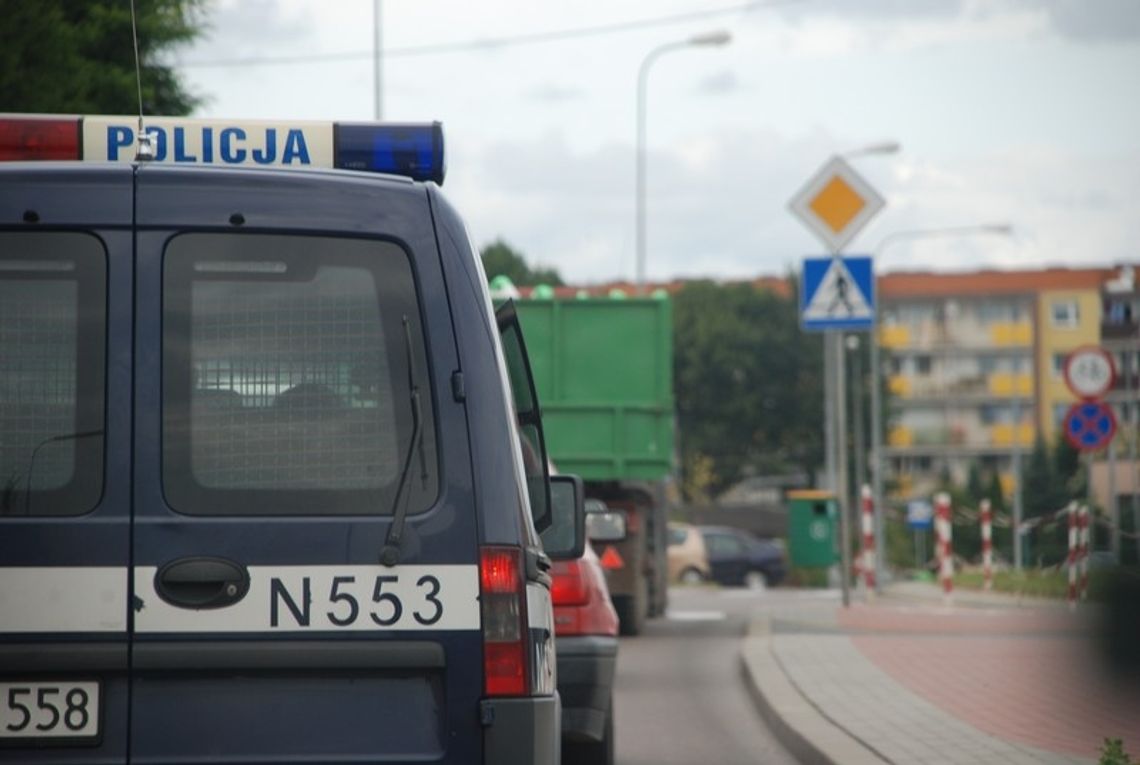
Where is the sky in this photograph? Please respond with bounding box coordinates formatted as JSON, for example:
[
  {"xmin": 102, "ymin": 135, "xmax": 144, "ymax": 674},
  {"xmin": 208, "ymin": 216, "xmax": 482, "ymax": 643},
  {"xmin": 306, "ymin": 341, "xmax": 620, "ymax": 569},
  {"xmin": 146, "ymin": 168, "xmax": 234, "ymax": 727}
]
[{"xmin": 172, "ymin": 0, "xmax": 1140, "ymax": 285}]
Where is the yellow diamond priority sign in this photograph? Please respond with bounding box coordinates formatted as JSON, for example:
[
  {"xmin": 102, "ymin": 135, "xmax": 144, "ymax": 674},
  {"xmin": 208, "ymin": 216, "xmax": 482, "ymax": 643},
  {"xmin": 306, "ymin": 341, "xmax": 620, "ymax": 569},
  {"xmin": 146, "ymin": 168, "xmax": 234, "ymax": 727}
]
[{"xmin": 789, "ymin": 156, "xmax": 885, "ymax": 253}]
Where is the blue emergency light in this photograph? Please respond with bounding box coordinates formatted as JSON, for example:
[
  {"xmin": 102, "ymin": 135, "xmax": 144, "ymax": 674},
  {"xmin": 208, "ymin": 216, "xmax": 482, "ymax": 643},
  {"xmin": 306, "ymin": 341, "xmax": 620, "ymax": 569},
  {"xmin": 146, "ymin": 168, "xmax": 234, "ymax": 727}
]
[{"xmin": 334, "ymin": 122, "xmax": 445, "ymax": 185}]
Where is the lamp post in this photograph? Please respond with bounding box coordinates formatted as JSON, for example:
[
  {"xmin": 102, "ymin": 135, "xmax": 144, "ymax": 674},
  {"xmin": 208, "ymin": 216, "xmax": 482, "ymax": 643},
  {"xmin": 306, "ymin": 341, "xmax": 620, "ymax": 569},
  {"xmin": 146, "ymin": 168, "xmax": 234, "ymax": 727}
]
[
  {"xmin": 819, "ymin": 141, "xmax": 901, "ymax": 499},
  {"xmin": 870, "ymin": 224, "xmax": 1015, "ymax": 587},
  {"xmin": 635, "ymin": 30, "xmax": 731, "ymax": 290},
  {"xmin": 373, "ymin": 0, "xmax": 383, "ymax": 119}
]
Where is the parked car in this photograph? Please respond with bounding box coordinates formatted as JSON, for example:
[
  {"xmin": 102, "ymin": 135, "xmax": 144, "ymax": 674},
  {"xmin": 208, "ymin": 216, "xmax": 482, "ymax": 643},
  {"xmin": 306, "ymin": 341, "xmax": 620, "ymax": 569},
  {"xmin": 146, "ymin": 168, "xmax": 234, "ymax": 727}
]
[
  {"xmin": 551, "ymin": 510, "xmax": 624, "ymax": 764},
  {"xmin": 667, "ymin": 522, "xmax": 711, "ymax": 584},
  {"xmin": 698, "ymin": 526, "xmax": 786, "ymax": 588}
]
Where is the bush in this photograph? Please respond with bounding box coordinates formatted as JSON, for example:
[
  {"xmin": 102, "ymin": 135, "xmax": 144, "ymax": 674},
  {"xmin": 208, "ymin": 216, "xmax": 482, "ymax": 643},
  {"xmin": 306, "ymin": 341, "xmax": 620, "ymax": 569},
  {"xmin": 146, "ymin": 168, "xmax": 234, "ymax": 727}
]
[{"xmin": 1099, "ymin": 738, "xmax": 1132, "ymax": 765}]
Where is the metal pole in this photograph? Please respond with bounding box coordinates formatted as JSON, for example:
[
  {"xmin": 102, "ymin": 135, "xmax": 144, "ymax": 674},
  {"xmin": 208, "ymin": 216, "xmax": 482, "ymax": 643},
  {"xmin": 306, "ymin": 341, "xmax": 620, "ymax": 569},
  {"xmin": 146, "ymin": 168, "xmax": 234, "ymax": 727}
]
[
  {"xmin": 834, "ymin": 330, "xmax": 852, "ymax": 607},
  {"xmin": 373, "ymin": 0, "xmax": 383, "ymax": 119},
  {"xmin": 850, "ymin": 336, "xmax": 866, "ymax": 499},
  {"xmin": 870, "ymin": 300, "xmax": 885, "ymax": 591},
  {"xmin": 824, "ymin": 341, "xmax": 837, "ymax": 493},
  {"xmin": 1109, "ymin": 436, "xmax": 1117, "ymax": 558},
  {"xmin": 634, "ymin": 34, "xmax": 729, "ymax": 290},
  {"xmin": 1132, "ymin": 334, "xmax": 1140, "ymax": 559},
  {"xmin": 1012, "ymin": 398, "xmax": 1023, "ymax": 570},
  {"xmin": 635, "ymin": 43, "xmax": 684, "ymax": 290}
]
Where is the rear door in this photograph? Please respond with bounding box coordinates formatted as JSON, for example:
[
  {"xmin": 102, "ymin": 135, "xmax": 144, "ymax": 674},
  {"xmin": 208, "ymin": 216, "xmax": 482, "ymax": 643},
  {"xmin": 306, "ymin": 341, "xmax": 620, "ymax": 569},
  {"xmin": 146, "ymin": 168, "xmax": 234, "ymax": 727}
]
[
  {"xmin": 0, "ymin": 167, "xmax": 133, "ymax": 763},
  {"xmin": 129, "ymin": 166, "xmax": 482, "ymax": 764}
]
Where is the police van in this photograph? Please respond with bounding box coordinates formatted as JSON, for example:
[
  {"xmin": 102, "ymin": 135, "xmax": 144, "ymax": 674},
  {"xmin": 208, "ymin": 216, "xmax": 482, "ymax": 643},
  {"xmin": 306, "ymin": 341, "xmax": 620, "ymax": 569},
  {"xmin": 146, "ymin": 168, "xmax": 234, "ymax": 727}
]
[{"xmin": 0, "ymin": 114, "xmax": 585, "ymax": 765}]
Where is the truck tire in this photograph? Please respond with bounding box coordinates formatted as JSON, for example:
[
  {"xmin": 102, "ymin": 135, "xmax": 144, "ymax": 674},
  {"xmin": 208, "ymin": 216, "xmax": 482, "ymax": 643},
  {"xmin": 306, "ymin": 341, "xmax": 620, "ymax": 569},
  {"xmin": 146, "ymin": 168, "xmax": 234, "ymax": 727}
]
[{"xmin": 615, "ymin": 578, "xmax": 648, "ymax": 636}]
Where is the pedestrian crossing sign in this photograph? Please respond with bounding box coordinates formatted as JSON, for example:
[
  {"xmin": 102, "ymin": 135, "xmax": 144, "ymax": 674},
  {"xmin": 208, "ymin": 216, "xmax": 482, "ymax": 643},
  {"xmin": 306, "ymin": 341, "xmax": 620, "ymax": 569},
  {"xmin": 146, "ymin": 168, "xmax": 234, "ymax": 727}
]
[{"xmin": 801, "ymin": 255, "xmax": 875, "ymax": 331}]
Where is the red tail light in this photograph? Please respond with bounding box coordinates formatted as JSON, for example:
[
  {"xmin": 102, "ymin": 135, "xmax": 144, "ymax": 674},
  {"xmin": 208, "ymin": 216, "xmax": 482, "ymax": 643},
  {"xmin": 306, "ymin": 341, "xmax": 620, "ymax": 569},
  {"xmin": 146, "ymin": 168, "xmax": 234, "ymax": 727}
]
[
  {"xmin": 551, "ymin": 560, "xmax": 588, "ymax": 606},
  {"xmin": 480, "ymin": 546, "xmax": 529, "ymax": 697},
  {"xmin": 0, "ymin": 117, "xmax": 81, "ymax": 161}
]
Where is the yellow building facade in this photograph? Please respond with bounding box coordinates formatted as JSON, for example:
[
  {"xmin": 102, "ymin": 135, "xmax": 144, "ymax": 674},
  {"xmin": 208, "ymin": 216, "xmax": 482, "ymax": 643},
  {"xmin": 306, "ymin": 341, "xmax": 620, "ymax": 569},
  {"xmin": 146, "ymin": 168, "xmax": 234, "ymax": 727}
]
[{"xmin": 878, "ymin": 268, "xmax": 1114, "ymax": 501}]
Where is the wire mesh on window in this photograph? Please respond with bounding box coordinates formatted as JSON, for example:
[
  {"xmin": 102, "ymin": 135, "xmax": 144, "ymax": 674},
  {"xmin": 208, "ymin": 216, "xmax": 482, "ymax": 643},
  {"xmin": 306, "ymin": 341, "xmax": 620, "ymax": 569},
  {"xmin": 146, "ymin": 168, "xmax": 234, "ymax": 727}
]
[
  {"xmin": 188, "ymin": 266, "xmax": 399, "ymax": 490},
  {"xmin": 0, "ymin": 281, "xmax": 79, "ymax": 496}
]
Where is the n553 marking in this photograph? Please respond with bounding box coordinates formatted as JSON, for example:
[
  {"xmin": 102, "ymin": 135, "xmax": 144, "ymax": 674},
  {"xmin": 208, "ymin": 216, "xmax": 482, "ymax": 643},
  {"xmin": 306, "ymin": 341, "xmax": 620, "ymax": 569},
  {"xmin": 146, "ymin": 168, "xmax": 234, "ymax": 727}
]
[
  {"xmin": 133, "ymin": 565, "xmax": 480, "ymax": 633},
  {"xmin": 270, "ymin": 574, "xmax": 443, "ymax": 628}
]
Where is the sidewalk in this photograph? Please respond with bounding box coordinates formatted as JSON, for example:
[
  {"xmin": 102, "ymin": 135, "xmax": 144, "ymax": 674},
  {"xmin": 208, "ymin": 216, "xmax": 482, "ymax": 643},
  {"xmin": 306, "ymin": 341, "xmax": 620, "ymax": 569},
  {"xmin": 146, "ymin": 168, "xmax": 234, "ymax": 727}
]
[{"xmin": 740, "ymin": 584, "xmax": 1140, "ymax": 765}]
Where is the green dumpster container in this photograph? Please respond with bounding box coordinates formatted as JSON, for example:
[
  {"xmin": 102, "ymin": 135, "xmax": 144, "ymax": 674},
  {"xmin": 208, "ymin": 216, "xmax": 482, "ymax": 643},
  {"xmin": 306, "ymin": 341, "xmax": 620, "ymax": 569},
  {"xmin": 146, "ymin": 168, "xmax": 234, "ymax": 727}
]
[{"xmin": 787, "ymin": 490, "xmax": 838, "ymax": 568}]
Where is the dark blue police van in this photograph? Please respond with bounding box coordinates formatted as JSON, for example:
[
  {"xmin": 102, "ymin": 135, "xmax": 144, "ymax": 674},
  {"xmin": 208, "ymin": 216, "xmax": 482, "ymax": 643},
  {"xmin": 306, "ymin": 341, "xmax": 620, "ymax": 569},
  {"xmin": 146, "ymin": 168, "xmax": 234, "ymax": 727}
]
[{"xmin": 0, "ymin": 114, "xmax": 584, "ymax": 765}]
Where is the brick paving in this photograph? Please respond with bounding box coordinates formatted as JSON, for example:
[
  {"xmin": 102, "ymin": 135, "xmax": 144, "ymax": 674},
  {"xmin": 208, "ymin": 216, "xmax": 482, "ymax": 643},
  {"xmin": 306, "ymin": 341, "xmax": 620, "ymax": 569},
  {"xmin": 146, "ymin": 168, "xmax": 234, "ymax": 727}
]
[
  {"xmin": 756, "ymin": 586, "xmax": 1140, "ymax": 765},
  {"xmin": 771, "ymin": 632, "xmax": 1089, "ymax": 765},
  {"xmin": 846, "ymin": 604, "xmax": 1140, "ymax": 761}
]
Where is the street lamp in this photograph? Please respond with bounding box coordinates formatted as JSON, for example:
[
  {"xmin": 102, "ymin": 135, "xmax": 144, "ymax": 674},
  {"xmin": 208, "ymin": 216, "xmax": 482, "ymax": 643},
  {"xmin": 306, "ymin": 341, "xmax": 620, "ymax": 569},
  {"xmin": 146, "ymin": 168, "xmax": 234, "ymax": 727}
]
[
  {"xmin": 841, "ymin": 141, "xmax": 902, "ymax": 160},
  {"xmin": 869, "ymin": 223, "xmax": 1016, "ymax": 588},
  {"xmin": 635, "ymin": 30, "xmax": 732, "ymax": 290}
]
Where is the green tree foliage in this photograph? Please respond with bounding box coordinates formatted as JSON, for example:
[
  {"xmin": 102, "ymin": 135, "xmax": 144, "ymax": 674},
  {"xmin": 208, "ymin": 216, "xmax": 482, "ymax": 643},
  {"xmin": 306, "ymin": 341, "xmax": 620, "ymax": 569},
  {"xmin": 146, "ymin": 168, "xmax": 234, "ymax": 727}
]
[
  {"xmin": 480, "ymin": 239, "xmax": 563, "ymax": 287},
  {"xmin": 1, "ymin": 0, "xmax": 205, "ymax": 115},
  {"xmin": 673, "ymin": 280, "xmax": 823, "ymax": 499}
]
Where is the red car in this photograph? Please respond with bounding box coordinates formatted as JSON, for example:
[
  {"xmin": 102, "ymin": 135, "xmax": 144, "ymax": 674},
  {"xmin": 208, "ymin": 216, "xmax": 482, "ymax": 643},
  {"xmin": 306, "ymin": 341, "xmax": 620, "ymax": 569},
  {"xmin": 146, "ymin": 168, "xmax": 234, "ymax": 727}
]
[{"xmin": 551, "ymin": 538, "xmax": 620, "ymax": 764}]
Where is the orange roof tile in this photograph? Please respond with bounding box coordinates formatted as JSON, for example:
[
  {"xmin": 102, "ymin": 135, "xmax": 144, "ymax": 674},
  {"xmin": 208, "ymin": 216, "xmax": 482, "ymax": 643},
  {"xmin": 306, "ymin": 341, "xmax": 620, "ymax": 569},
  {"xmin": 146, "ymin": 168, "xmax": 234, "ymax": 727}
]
[{"xmin": 879, "ymin": 267, "xmax": 1116, "ymax": 299}]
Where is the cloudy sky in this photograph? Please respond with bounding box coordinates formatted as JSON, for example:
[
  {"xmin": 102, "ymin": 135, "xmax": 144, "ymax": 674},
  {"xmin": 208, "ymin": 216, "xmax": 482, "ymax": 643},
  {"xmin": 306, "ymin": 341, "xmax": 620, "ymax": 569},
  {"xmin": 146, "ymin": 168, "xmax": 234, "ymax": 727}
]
[{"xmin": 174, "ymin": 0, "xmax": 1140, "ymax": 285}]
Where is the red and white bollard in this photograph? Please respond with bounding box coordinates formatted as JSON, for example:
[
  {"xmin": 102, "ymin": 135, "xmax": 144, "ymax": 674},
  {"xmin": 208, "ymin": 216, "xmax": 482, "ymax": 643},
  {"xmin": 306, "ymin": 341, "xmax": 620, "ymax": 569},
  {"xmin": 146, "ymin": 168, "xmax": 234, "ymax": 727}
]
[
  {"xmin": 935, "ymin": 492, "xmax": 953, "ymax": 605},
  {"xmin": 980, "ymin": 499, "xmax": 993, "ymax": 592},
  {"xmin": 1078, "ymin": 504, "xmax": 1090, "ymax": 601},
  {"xmin": 860, "ymin": 484, "xmax": 876, "ymax": 599},
  {"xmin": 1066, "ymin": 501, "xmax": 1079, "ymax": 611}
]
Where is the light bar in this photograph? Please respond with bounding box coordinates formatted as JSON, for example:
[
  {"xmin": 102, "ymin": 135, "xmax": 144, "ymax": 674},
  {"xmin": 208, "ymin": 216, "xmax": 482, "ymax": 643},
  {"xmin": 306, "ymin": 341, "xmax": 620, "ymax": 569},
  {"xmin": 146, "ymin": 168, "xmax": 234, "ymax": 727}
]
[{"xmin": 0, "ymin": 115, "xmax": 446, "ymax": 185}]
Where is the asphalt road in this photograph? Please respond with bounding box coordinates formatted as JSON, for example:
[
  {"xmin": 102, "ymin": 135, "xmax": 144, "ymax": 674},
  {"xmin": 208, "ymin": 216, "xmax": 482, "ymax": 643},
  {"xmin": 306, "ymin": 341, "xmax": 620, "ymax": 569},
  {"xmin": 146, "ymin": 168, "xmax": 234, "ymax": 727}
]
[{"xmin": 611, "ymin": 585, "xmax": 806, "ymax": 765}]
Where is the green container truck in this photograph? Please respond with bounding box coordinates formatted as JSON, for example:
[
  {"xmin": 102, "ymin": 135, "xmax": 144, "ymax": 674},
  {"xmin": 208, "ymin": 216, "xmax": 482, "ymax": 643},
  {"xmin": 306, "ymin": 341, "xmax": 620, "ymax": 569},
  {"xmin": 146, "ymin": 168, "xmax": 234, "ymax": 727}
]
[{"xmin": 515, "ymin": 291, "xmax": 674, "ymax": 635}]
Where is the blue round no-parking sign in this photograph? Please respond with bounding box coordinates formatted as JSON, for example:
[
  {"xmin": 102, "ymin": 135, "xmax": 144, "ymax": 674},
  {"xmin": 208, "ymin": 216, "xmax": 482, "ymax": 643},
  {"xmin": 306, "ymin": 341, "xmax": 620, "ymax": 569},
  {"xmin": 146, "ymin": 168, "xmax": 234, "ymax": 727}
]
[{"xmin": 1063, "ymin": 401, "xmax": 1117, "ymax": 451}]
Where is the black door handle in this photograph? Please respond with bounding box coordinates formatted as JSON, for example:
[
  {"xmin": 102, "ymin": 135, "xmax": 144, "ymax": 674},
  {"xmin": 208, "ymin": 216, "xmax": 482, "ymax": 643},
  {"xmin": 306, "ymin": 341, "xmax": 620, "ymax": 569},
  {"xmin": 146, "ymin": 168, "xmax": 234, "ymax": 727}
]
[{"xmin": 155, "ymin": 557, "xmax": 250, "ymax": 609}]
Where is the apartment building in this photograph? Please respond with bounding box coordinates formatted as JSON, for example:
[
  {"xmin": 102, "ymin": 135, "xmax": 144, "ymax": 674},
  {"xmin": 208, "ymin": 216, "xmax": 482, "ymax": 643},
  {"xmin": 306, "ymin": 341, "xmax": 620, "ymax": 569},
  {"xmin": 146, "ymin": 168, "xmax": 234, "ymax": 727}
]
[{"xmin": 878, "ymin": 267, "xmax": 1113, "ymax": 500}]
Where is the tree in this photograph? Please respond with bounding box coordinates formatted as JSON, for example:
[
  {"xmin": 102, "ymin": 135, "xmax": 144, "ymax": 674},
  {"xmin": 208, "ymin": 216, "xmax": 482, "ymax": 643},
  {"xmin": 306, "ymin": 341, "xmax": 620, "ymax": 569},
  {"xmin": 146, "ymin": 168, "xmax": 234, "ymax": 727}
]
[
  {"xmin": 480, "ymin": 239, "xmax": 563, "ymax": 287},
  {"xmin": 673, "ymin": 279, "xmax": 823, "ymax": 499},
  {"xmin": 1, "ymin": 0, "xmax": 204, "ymax": 115}
]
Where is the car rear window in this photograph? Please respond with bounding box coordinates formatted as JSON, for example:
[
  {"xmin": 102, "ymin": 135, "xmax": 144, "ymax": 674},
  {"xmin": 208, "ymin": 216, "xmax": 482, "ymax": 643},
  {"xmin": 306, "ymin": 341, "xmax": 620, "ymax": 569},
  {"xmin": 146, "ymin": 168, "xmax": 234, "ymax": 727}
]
[
  {"xmin": 162, "ymin": 233, "xmax": 437, "ymax": 516},
  {"xmin": 0, "ymin": 232, "xmax": 106, "ymax": 516}
]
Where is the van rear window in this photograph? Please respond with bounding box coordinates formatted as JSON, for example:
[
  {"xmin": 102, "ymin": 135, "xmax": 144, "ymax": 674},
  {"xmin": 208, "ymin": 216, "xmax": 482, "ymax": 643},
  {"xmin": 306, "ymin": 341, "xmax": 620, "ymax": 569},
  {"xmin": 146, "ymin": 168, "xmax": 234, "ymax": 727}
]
[
  {"xmin": 162, "ymin": 233, "xmax": 437, "ymax": 516},
  {"xmin": 0, "ymin": 233, "xmax": 106, "ymax": 516}
]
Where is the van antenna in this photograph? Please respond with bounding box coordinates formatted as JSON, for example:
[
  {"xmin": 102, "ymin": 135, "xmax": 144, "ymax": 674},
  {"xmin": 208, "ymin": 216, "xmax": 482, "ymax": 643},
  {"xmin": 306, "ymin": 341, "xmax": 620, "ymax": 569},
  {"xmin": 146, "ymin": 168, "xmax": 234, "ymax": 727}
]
[{"xmin": 130, "ymin": 0, "xmax": 155, "ymax": 161}]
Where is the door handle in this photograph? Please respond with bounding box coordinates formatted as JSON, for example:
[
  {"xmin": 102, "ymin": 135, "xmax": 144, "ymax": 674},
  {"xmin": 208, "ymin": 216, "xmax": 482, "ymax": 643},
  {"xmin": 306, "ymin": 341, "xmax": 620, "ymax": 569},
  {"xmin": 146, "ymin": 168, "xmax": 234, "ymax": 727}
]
[{"xmin": 155, "ymin": 557, "xmax": 250, "ymax": 609}]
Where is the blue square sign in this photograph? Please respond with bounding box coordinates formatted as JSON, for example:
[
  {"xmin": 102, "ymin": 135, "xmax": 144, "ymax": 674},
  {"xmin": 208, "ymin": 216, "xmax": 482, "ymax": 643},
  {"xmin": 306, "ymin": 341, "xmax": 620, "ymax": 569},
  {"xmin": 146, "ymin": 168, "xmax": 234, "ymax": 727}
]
[{"xmin": 801, "ymin": 255, "xmax": 875, "ymax": 331}]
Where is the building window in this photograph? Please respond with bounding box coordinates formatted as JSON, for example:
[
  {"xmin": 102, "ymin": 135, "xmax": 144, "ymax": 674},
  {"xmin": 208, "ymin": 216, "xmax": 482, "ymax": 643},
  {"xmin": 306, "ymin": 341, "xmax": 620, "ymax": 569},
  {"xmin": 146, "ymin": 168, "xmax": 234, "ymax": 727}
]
[
  {"xmin": 915, "ymin": 355, "xmax": 932, "ymax": 376},
  {"xmin": 1052, "ymin": 353, "xmax": 1067, "ymax": 378},
  {"xmin": 1051, "ymin": 300, "xmax": 1079, "ymax": 328}
]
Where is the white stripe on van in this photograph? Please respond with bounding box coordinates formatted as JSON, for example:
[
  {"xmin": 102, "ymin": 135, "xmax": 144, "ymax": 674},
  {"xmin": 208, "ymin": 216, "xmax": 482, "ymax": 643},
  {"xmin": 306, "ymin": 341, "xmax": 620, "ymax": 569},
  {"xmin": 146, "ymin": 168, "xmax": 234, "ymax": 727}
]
[
  {"xmin": 133, "ymin": 565, "xmax": 480, "ymax": 633},
  {"xmin": 0, "ymin": 567, "xmax": 128, "ymax": 633}
]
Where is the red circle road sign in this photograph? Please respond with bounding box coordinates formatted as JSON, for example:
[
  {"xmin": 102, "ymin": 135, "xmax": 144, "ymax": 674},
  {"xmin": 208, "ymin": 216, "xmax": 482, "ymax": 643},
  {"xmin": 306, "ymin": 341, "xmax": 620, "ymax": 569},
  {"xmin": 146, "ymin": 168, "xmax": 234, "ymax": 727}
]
[
  {"xmin": 1063, "ymin": 401, "xmax": 1117, "ymax": 452},
  {"xmin": 1063, "ymin": 346, "xmax": 1116, "ymax": 400}
]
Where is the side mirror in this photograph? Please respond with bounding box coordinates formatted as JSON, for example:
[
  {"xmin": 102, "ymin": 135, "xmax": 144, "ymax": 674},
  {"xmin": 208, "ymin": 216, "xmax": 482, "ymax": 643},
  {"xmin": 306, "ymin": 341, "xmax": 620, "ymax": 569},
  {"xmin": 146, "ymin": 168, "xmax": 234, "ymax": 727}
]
[
  {"xmin": 586, "ymin": 509, "xmax": 627, "ymax": 543},
  {"xmin": 540, "ymin": 474, "xmax": 586, "ymax": 561}
]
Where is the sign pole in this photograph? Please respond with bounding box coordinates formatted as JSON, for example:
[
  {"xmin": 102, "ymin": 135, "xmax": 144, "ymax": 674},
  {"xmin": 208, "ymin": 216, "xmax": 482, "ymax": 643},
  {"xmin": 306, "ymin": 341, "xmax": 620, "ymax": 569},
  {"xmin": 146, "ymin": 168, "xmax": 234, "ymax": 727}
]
[
  {"xmin": 824, "ymin": 342, "xmax": 837, "ymax": 493},
  {"xmin": 833, "ymin": 328, "xmax": 852, "ymax": 607}
]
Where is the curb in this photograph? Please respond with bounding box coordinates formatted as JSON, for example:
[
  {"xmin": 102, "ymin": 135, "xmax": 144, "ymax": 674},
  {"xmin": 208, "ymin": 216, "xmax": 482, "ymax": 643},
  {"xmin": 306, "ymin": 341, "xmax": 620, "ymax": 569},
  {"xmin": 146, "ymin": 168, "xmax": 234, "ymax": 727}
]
[{"xmin": 738, "ymin": 618, "xmax": 887, "ymax": 765}]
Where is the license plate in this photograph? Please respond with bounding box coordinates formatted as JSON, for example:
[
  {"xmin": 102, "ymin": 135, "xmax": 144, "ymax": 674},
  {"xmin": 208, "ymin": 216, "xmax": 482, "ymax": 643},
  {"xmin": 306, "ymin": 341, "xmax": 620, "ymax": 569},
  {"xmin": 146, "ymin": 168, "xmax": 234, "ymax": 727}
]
[{"xmin": 0, "ymin": 681, "xmax": 100, "ymax": 741}]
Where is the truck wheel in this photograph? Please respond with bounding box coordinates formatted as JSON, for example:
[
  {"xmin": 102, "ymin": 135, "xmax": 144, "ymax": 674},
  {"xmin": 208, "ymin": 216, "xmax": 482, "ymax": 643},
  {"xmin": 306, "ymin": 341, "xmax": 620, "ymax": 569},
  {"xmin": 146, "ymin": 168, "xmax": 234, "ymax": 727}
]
[
  {"xmin": 562, "ymin": 698, "xmax": 614, "ymax": 765},
  {"xmin": 614, "ymin": 588, "xmax": 646, "ymax": 636}
]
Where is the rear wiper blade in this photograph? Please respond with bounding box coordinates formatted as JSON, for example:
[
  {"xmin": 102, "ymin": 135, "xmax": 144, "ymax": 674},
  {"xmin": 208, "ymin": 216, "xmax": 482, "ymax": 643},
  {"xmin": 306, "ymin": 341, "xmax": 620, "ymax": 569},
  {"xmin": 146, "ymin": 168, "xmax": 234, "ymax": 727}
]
[
  {"xmin": 380, "ymin": 316, "xmax": 423, "ymax": 567},
  {"xmin": 17, "ymin": 429, "xmax": 104, "ymax": 515}
]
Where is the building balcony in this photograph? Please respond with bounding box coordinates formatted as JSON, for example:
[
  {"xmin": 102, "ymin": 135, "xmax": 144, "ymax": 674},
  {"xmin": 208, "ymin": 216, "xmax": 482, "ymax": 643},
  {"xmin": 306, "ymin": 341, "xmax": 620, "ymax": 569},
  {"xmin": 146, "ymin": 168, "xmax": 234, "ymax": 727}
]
[
  {"xmin": 1101, "ymin": 320, "xmax": 1139, "ymax": 341},
  {"xmin": 879, "ymin": 320, "xmax": 1032, "ymax": 351},
  {"xmin": 887, "ymin": 424, "xmax": 1035, "ymax": 451},
  {"xmin": 887, "ymin": 373, "xmax": 1033, "ymax": 401}
]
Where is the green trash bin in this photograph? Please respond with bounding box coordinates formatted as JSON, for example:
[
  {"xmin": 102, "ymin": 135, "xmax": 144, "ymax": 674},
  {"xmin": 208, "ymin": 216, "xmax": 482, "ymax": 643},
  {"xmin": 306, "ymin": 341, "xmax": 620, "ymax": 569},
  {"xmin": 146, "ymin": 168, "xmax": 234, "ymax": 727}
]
[{"xmin": 786, "ymin": 490, "xmax": 838, "ymax": 568}]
